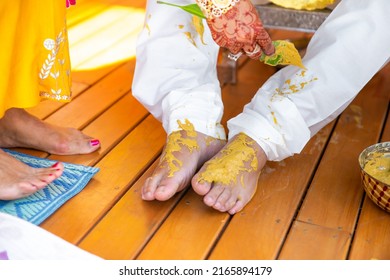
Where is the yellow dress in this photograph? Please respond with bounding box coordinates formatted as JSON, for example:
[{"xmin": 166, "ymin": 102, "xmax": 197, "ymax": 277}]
[{"xmin": 0, "ymin": 1, "xmax": 72, "ymax": 118}]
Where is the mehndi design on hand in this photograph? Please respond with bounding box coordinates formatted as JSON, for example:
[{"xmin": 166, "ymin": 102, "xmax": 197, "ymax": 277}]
[{"xmin": 198, "ymin": 0, "xmax": 274, "ymax": 59}]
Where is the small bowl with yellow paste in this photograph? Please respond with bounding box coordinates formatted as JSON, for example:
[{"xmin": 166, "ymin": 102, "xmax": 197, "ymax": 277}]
[{"xmin": 359, "ymin": 142, "xmax": 390, "ymax": 213}]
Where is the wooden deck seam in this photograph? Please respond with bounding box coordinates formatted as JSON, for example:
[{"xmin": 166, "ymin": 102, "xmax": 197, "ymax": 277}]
[
  {"xmin": 290, "ymin": 219, "xmax": 354, "ymax": 237},
  {"xmin": 275, "ymin": 120, "xmax": 338, "ymax": 259},
  {"xmin": 132, "ymin": 187, "xmax": 190, "ymax": 260},
  {"xmin": 378, "ymin": 103, "xmax": 390, "ymax": 141},
  {"xmin": 204, "ymin": 215, "xmax": 234, "ymax": 260},
  {"xmin": 345, "ymin": 194, "xmax": 365, "ymax": 259},
  {"xmin": 74, "ymin": 158, "xmax": 169, "ymax": 249}
]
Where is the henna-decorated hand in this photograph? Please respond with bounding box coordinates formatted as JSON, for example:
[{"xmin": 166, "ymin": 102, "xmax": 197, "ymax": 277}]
[{"xmin": 205, "ymin": 0, "xmax": 274, "ymax": 60}]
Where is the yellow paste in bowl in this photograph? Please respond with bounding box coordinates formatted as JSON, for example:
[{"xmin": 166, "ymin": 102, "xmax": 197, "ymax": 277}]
[
  {"xmin": 269, "ymin": 0, "xmax": 335, "ymax": 10},
  {"xmin": 363, "ymin": 152, "xmax": 390, "ymax": 185}
]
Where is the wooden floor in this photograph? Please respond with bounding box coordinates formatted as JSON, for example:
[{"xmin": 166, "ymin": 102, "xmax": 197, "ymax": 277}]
[{"xmin": 19, "ymin": 0, "xmax": 390, "ymax": 260}]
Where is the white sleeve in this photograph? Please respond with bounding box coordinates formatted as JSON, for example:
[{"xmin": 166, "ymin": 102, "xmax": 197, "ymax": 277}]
[
  {"xmin": 228, "ymin": 0, "xmax": 390, "ymax": 161},
  {"xmin": 132, "ymin": 0, "xmax": 226, "ymax": 139}
]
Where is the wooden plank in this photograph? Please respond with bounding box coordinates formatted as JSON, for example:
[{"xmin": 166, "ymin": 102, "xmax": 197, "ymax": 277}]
[
  {"xmin": 40, "ymin": 115, "xmax": 166, "ymax": 244},
  {"xmin": 137, "ymin": 189, "xmax": 228, "ymax": 260},
  {"xmin": 74, "ymin": 27, "xmax": 141, "ymax": 71},
  {"xmin": 43, "ymin": 62, "xmax": 134, "ymax": 129},
  {"xmin": 71, "ymin": 63, "xmax": 125, "ymax": 86},
  {"xmin": 66, "ymin": 0, "xmax": 125, "ymax": 28},
  {"xmin": 69, "ymin": 0, "xmax": 145, "ymax": 85},
  {"xmin": 78, "ymin": 160, "xmax": 184, "ymax": 260},
  {"xmin": 278, "ymin": 221, "xmax": 351, "ymax": 260},
  {"xmin": 48, "ymin": 92, "xmax": 149, "ymax": 166},
  {"xmin": 67, "ymin": 1, "xmax": 129, "ymax": 85},
  {"xmin": 68, "ymin": 8, "xmax": 139, "ymax": 68},
  {"xmin": 348, "ymin": 198, "xmax": 390, "ymax": 260},
  {"xmin": 281, "ymin": 65, "xmax": 390, "ymax": 259}
]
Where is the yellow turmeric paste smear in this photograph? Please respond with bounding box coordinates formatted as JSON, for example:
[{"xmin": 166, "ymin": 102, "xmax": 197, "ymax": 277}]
[
  {"xmin": 269, "ymin": 0, "xmax": 334, "ymax": 10},
  {"xmin": 160, "ymin": 119, "xmax": 199, "ymax": 177},
  {"xmin": 260, "ymin": 40, "xmax": 306, "ymax": 69},
  {"xmin": 272, "ymin": 70, "xmax": 318, "ymax": 100},
  {"xmin": 198, "ymin": 133, "xmax": 258, "ymax": 186},
  {"xmin": 184, "ymin": 32, "xmax": 196, "ymax": 46},
  {"xmin": 192, "ymin": 15, "xmax": 206, "ymax": 45},
  {"xmin": 364, "ymin": 152, "xmax": 390, "ymax": 185}
]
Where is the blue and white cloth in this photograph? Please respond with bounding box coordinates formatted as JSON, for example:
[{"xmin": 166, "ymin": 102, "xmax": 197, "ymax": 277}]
[{"xmin": 0, "ymin": 149, "xmax": 99, "ymax": 225}]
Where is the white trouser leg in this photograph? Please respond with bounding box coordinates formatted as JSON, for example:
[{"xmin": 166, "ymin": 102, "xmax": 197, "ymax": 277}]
[
  {"xmin": 132, "ymin": 0, "xmax": 226, "ymax": 139},
  {"xmin": 228, "ymin": 0, "xmax": 390, "ymax": 161}
]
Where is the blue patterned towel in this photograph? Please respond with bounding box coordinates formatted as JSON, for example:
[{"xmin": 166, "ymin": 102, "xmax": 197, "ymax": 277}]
[{"xmin": 0, "ymin": 149, "xmax": 99, "ymax": 225}]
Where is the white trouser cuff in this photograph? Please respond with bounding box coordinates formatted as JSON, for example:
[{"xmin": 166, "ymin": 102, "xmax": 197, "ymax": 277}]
[
  {"xmin": 228, "ymin": 90, "xmax": 310, "ymax": 161},
  {"xmin": 162, "ymin": 88, "xmax": 227, "ymax": 140}
]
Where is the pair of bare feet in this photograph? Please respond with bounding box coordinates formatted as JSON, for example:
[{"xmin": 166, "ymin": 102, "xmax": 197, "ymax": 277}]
[
  {"xmin": 142, "ymin": 125, "xmax": 267, "ymax": 215},
  {"xmin": 0, "ymin": 108, "xmax": 100, "ymax": 200}
]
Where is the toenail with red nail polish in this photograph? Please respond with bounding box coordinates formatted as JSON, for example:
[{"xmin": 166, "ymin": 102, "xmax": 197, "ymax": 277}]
[
  {"xmin": 51, "ymin": 162, "xmax": 59, "ymax": 168},
  {"xmin": 90, "ymin": 139, "xmax": 100, "ymax": 146}
]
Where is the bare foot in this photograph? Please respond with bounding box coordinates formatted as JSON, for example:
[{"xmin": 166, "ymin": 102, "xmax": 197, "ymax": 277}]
[
  {"xmin": 0, "ymin": 149, "xmax": 64, "ymax": 200},
  {"xmin": 192, "ymin": 133, "xmax": 267, "ymax": 215},
  {"xmin": 0, "ymin": 108, "xmax": 100, "ymax": 155},
  {"xmin": 142, "ymin": 120, "xmax": 226, "ymax": 201}
]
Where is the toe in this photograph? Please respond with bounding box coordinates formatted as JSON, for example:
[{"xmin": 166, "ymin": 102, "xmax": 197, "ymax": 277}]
[
  {"xmin": 228, "ymin": 199, "xmax": 245, "ymax": 215},
  {"xmin": 74, "ymin": 138, "xmax": 100, "ymax": 155},
  {"xmin": 141, "ymin": 176, "xmax": 159, "ymax": 200},
  {"xmin": 213, "ymin": 188, "xmax": 232, "ymax": 212},
  {"xmin": 203, "ymin": 184, "xmax": 224, "ymax": 207},
  {"xmin": 191, "ymin": 174, "xmax": 212, "ymax": 196},
  {"xmin": 87, "ymin": 139, "xmax": 101, "ymax": 152},
  {"xmin": 154, "ymin": 177, "xmax": 186, "ymax": 201}
]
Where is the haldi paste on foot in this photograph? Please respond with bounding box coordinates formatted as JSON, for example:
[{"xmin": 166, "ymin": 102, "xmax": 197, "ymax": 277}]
[
  {"xmin": 198, "ymin": 133, "xmax": 258, "ymax": 186},
  {"xmin": 160, "ymin": 120, "xmax": 199, "ymax": 177}
]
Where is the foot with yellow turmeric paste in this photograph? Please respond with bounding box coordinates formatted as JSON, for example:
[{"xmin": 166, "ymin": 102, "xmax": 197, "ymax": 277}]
[
  {"xmin": 141, "ymin": 120, "xmax": 226, "ymax": 201},
  {"xmin": 192, "ymin": 133, "xmax": 267, "ymax": 215},
  {"xmin": 0, "ymin": 149, "xmax": 64, "ymax": 200},
  {"xmin": 0, "ymin": 108, "xmax": 100, "ymax": 155}
]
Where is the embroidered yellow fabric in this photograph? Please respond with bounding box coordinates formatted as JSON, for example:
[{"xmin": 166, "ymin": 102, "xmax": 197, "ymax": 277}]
[
  {"xmin": 269, "ymin": 0, "xmax": 335, "ymax": 10},
  {"xmin": 196, "ymin": 0, "xmax": 240, "ymax": 19},
  {"xmin": 0, "ymin": 1, "xmax": 72, "ymax": 118}
]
